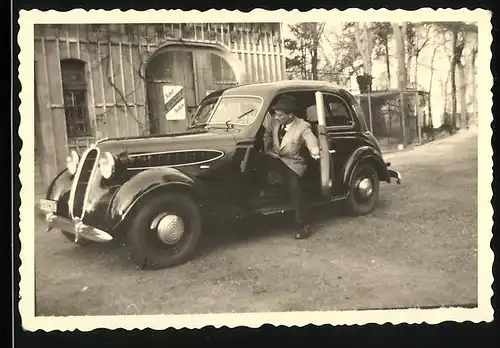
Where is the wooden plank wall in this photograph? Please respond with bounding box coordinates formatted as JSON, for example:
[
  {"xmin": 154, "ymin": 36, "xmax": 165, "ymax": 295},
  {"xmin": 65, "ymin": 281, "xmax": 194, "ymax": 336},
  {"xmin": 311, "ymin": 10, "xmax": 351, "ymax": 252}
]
[{"xmin": 34, "ymin": 23, "xmax": 285, "ymax": 186}]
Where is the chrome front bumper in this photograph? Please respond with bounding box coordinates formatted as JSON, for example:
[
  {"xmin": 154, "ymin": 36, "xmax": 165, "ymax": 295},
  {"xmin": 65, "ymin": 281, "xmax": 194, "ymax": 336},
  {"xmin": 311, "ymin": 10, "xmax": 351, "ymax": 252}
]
[
  {"xmin": 45, "ymin": 213, "xmax": 113, "ymax": 243},
  {"xmin": 388, "ymin": 169, "xmax": 402, "ymax": 185}
]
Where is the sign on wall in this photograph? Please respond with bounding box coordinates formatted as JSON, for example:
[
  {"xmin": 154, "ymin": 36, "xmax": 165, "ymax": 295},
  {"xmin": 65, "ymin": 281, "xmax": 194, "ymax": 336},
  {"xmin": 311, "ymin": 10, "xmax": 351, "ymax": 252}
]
[{"xmin": 163, "ymin": 85, "xmax": 186, "ymax": 121}]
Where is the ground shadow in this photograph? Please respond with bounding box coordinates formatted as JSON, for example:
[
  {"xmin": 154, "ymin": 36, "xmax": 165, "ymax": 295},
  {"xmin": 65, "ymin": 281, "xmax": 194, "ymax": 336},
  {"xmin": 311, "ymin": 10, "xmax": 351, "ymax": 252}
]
[
  {"xmin": 37, "ymin": 197, "xmax": 393, "ymax": 271},
  {"xmin": 195, "ymin": 201, "xmax": 348, "ymax": 258}
]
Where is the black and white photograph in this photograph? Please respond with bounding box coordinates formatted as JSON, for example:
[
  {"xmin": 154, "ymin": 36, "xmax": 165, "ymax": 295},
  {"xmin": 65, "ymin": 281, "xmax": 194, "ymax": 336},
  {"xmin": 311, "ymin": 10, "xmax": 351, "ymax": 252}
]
[{"xmin": 17, "ymin": 8, "xmax": 493, "ymax": 330}]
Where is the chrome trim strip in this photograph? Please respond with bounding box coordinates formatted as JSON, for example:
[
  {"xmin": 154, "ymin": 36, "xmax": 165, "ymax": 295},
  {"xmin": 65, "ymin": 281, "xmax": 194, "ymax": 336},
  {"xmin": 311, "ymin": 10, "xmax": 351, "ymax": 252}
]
[
  {"xmin": 126, "ymin": 150, "xmax": 225, "ymax": 171},
  {"xmin": 68, "ymin": 147, "xmax": 92, "ymax": 219},
  {"xmin": 80, "ymin": 148, "xmax": 101, "ymax": 220},
  {"xmin": 128, "ymin": 149, "xmax": 224, "ymax": 158}
]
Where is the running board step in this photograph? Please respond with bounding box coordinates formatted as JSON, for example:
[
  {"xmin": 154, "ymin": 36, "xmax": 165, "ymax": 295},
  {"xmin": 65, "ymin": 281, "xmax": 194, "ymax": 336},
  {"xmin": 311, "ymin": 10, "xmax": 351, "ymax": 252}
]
[
  {"xmin": 256, "ymin": 204, "xmax": 292, "ymax": 216},
  {"xmin": 255, "ymin": 195, "xmax": 348, "ymax": 216}
]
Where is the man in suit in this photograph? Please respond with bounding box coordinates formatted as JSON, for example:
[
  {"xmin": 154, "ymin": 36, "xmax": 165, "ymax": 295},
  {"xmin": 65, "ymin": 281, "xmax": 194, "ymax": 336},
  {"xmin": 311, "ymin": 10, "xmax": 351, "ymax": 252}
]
[{"xmin": 262, "ymin": 94, "xmax": 320, "ymax": 239}]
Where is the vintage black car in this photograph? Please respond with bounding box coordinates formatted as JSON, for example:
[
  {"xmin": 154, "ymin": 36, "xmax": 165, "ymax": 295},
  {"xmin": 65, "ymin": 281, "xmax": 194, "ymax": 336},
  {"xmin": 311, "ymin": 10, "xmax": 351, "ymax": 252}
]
[{"xmin": 39, "ymin": 80, "xmax": 401, "ymax": 269}]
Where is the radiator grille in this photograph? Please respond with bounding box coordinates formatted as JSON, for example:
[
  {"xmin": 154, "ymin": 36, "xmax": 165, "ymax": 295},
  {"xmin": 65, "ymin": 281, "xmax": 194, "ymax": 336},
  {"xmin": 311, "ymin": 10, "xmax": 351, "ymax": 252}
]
[{"xmin": 70, "ymin": 148, "xmax": 99, "ymax": 219}]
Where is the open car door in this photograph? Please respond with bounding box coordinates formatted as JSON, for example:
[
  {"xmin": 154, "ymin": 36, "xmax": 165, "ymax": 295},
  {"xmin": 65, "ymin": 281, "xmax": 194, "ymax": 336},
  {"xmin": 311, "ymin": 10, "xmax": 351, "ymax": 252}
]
[{"xmin": 314, "ymin": 91, "xmax": 333, "ymax": 197}]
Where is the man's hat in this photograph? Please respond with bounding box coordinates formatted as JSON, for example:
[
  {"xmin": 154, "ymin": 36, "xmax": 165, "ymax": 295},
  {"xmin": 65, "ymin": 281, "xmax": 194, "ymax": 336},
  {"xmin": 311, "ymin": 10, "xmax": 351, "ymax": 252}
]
[{"xmin": 271, "ymin": 95, "xmax": 299, "ymax": 113}]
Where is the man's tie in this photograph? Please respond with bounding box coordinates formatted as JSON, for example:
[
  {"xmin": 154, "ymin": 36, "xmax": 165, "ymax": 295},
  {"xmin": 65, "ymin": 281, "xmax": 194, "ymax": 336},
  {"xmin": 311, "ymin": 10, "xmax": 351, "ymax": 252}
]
[{"xmin": 278, "ymin": 124, "xmax": 286, "ymax": 144}]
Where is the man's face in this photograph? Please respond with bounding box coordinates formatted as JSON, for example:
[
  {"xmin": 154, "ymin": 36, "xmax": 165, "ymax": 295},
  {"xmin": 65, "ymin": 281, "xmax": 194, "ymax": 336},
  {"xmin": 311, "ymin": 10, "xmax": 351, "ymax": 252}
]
[{"xmin": 272, "ymin": 109, "xmax": 294, "ymax": 125}]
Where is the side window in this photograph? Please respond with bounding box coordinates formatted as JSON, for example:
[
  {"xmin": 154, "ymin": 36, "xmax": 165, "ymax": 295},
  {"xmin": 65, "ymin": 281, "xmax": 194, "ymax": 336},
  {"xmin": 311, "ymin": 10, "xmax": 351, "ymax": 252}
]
[{"xmin": 323, "ymin": 93, "xmax": 354, "ymax": 127}]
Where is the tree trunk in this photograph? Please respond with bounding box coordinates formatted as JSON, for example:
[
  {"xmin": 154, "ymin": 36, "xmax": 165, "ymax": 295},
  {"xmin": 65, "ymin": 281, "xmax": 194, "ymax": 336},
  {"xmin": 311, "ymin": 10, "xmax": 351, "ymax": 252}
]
[
  {"xmin": 428, "ymin": 45, "xmax": 440, "ymax": 127},
  {"xmin": 311, "ymin": 45, "xmax": 319, "ymax": 80},
  {"xmin": 300, "ymin": 40, "xmax": 307, "ymax": 80},
  {"xmin": 392, "ymin": 23, "xmax": 408, "ymax": 146},
  {"xmin": 443, "ymin": 68, "xmax": 452, "ymax": 124},
  {"xmin": 384, "ymin": 41, "xmax": 391, "ymax": 89},
  {"xmin": 354, "ymin": 23, "xmax": 373, "ymax": 76},
  {"xmin": 470, "ymin": 44, "xmax": 478, "ymax": 125},
  {"xmin": 414, "ymin": 53, "xmax": 421, "ymax": 143},
  {"xmin": 450, "ymin": 29, "xmax": 458, "ymax": 128},
  {"xmin": 458, "ymin": 62, "xmax": 468, "ymax": 129}
]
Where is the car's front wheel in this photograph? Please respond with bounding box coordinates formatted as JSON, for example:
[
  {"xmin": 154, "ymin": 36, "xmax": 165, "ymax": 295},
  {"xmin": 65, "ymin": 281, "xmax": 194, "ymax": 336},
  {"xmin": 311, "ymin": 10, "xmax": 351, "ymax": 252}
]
[
  {"xmin": 127, "ymin": 192, "xmax": 202, "ymax": 269},
  {"xmin": 346, "ymin": 162, "xmax": 379, "ymax": 215}
]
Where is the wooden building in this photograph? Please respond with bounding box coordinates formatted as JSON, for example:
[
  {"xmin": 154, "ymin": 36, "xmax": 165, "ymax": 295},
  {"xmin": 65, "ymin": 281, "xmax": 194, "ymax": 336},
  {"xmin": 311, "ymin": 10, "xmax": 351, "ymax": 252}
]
[{"xmin": 34, "ymin": 23, "xmax": 286, "ymax": 186}]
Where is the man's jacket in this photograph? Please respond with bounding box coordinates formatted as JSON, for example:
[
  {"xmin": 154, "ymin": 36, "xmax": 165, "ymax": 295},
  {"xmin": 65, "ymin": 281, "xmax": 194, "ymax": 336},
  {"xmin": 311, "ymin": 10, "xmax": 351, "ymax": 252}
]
[{"xmin": 264, "ymin": 117, "xmax": 320, "ymax": 177}]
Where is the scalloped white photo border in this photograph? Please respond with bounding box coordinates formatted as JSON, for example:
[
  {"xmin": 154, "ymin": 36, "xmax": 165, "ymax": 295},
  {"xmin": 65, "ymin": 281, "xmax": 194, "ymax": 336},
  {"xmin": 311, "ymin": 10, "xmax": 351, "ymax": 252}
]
[{"xmin": 17, "ymin": 8, "xmax": 494, "ymax": 331}]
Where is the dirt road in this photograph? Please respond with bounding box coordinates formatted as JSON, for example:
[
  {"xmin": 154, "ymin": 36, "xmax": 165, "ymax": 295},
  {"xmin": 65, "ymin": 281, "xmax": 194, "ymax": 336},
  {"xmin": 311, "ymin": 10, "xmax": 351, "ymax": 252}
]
[{"xmin": 34, "ymin": 130, "xmax": 478, "ymax": 316}]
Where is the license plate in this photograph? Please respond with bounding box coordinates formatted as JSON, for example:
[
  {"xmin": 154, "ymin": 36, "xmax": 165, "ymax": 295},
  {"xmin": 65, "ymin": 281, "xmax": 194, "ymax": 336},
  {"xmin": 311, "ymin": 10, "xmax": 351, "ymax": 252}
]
[{"xmin": 39, "ymin": 199, "xmax": 57, "ymax": 213}]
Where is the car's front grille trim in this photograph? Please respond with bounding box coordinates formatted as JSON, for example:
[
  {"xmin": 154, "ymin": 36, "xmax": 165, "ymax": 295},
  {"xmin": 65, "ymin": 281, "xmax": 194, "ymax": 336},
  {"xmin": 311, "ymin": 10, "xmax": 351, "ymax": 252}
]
[
  {"xmin": 68, "ymin": 147, "xmax": 100, "ymax": 220},
  {"xmin": 126, "ymin": 149, "xmax": 225, "ymax": 170}
]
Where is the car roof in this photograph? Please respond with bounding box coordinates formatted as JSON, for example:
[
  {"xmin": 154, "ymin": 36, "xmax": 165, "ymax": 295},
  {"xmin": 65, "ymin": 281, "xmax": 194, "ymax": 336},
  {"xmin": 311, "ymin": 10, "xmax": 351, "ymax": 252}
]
[{"xmin": 220, "ymin": 80, "xmax": 348, "ymax": 98}]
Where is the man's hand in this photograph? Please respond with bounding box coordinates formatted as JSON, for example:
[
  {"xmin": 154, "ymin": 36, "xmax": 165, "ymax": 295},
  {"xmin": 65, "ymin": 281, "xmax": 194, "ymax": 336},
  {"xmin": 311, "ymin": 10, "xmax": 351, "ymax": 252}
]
[
  {"xmin": 310, "ymin": 147, "xmax": 320, "ymax": 160},
  {"xmin": 266, "ymin": 150, "xmax": 279, "ymax": 159}
]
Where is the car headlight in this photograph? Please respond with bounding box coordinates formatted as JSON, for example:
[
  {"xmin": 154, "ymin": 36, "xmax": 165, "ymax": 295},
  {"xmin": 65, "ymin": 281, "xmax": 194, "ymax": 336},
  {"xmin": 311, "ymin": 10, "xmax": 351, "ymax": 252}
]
[
  {"xmin": 65, "ymin": 150, "xmax": 79, "ymax": 175},
  {"xmin": 98, "ymin": 152, "xmax": 116, "ymax": 179}
]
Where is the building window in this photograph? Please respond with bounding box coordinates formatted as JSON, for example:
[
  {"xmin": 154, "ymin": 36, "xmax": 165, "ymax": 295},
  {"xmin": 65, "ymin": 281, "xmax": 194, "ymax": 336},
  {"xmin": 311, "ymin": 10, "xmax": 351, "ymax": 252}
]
[{"xmin": 60, "ymin": 59, "xmax": 92, "ymax": 138}]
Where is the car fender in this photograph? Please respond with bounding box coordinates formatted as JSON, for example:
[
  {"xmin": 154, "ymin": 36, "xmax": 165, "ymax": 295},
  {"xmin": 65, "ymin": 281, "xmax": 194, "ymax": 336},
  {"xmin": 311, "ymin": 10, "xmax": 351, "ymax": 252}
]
[
  {"xmin": 342, "ymin": 146, "xmax": 390, "ymax": 186},
  {"xmin": 46, "ymin": 169, "xmax": 73, "ymax": 201},
  {"xmin": 108, "ymin": 167, "xmax": 205, "ymax": 230}
]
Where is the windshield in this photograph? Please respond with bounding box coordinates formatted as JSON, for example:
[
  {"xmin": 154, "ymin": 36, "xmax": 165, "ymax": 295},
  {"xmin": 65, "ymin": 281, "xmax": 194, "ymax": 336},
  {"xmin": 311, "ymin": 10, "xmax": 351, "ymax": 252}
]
[
  {"xmin": 207, "ymin": 96, "xmax": 262, "ymax": 126},
  {"xmin": 189, "ymin": 98, "xmax": 218, "ymax": 128}
]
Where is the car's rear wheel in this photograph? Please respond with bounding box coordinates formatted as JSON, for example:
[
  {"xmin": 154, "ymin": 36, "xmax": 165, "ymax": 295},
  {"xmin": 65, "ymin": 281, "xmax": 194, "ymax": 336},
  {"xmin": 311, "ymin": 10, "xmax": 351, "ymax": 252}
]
[
  {"xmin": 127, "ymin": 192, "xmax": 202, "ymax": 269},
  {"xmin": 347, "ymin": 162, "xmax": 379, "ymax": 215}
]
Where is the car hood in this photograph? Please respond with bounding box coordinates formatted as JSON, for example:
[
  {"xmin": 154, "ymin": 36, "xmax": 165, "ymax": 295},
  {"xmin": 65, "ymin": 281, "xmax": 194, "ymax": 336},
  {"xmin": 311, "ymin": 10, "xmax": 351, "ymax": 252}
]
[{"xmin": 94, "ymin": 128, "xmax": 238, "ymax": 156}]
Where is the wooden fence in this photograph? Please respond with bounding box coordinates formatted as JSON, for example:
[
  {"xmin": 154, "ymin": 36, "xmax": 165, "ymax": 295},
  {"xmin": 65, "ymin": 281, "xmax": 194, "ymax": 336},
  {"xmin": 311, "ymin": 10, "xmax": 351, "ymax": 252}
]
[{"xmin": 34, "ymin": 23, "xmax": 286, "ymax": 187}]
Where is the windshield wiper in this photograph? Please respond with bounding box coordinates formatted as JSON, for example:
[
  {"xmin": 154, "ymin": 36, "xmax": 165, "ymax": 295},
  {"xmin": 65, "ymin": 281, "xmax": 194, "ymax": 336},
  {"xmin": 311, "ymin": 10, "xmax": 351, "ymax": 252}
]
[
  {"xmin": 224, "ymin": 109, "xmax": 255, "ymax": 128},
  {"xmin": 188, "ymin": 122, "xmax": 208, "ymax": 129}
]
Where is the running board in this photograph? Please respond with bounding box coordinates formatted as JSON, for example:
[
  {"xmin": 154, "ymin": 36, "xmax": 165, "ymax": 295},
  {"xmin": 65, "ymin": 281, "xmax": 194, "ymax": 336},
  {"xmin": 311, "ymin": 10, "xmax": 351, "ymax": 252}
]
[{"xmin": 255, "ymin": 194, "xmax": 348, "ymax": 216}]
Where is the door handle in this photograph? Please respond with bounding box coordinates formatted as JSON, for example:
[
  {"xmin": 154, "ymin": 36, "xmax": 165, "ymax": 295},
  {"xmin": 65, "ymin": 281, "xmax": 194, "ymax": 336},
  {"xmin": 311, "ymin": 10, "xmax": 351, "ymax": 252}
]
[
  {"xmin": 329, "ymin": 149, "xmax": 336, "ymax": 154},
  {"xmin": 200, "ymin": 165, "xmax": 210, "ymax": 169}
]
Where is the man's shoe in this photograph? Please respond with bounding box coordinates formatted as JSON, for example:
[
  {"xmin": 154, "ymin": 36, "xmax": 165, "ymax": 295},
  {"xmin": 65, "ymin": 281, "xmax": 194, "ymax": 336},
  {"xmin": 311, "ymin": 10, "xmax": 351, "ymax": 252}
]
[{"xmin": 294, "ymin": 224, "xmax": 312, "ymax": 239}]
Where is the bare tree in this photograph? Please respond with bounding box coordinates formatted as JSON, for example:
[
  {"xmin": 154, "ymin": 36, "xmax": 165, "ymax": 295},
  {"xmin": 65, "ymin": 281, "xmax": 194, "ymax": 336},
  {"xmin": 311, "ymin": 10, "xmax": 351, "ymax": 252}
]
[
  {"xmin": 427, "ymin": 43, "xmax": 443, "ymax": 126},
  {"xmin": 408, "ymin": 23, "xmax": 433, "ymax": 88},
  {"xmin": 435, "ymin": 22, "xmax": 478, "ymax": 129},
  {"xmin": 353, "ymin": 23, "xmax": 375, "ymax": 77},
  {"xmin": 321, "ymin": 29, "xmax": 364, "ymax": 83},
  {"xmin": 284, "ymin": 23, "xmax": 326, "ymax": 80},
  {"xmin": 372, "ymin": 22, "xmax": 393, "ymax": 89}
]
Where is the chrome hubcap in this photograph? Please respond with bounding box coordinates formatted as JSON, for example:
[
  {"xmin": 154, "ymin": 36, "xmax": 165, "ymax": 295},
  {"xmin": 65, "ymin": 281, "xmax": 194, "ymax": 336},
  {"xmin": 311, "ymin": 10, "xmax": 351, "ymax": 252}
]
[
  {"xmin": 151, "ymin": 213, "xmax": 185, "ymax": 245},
  {"xmin": 357, "ymin": 178, "xmax": 373, "ymax": 198}
]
